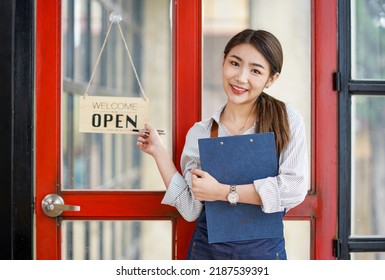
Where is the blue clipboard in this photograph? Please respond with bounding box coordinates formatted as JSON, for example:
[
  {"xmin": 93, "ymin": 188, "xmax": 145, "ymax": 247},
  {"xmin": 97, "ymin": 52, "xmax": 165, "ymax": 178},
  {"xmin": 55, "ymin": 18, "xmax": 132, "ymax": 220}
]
[{"xmin": 198, "ymin": 132, "xmax": 284, "ymax": 243}]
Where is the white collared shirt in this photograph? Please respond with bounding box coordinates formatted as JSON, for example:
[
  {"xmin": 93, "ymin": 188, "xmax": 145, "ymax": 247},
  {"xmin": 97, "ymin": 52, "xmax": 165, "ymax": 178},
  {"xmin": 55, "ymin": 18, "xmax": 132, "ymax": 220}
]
[{"xmin": 162, "ymin": 103, "xmax": 308, "ymax": 222}]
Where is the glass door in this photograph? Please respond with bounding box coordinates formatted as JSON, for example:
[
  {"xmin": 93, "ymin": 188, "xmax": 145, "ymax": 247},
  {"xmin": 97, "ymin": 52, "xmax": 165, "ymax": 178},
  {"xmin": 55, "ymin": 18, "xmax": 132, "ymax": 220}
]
[
  {"xmin": 35, "ymin": 0, "xmax": 200, "ymax": 260},
  {"xmin": 61, "ymin": 0, "xmax": 173, "ymax": 260},
  {"xmin": 35, "ymin": 0, "xmax": 337, "ymax": 260}
]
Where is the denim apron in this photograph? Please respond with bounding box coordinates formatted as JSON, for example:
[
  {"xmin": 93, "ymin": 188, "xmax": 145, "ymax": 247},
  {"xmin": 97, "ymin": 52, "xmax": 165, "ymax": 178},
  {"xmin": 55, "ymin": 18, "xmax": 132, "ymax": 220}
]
[
  {"xmin": 186, "ymin": 208, "xmax": 287, "ymax": 260},
  {"xmin": 186, "ymin": 121, "xmax": 287, "ymax": 260}
]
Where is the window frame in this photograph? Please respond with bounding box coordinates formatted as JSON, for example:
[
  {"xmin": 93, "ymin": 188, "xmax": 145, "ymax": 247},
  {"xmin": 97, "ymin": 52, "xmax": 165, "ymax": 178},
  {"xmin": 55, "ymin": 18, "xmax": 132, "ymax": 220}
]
[{"xmin": 337, "ymin": 0, "xmax": 385, "ymax": 259}]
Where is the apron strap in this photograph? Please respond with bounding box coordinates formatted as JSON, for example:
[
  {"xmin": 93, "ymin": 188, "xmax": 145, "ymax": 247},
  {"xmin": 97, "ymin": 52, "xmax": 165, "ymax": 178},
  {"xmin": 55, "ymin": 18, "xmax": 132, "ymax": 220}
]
[{"xmin": 210, "ymin": 121, "xmax": 218, "ymax": 138}]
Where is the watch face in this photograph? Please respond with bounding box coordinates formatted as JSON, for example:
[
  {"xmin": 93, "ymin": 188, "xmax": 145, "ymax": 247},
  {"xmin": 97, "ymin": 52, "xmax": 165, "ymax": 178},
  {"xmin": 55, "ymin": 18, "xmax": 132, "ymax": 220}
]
[{"xmin": 228, "ymin": 192, "xmax": 239, "ymax": 204}]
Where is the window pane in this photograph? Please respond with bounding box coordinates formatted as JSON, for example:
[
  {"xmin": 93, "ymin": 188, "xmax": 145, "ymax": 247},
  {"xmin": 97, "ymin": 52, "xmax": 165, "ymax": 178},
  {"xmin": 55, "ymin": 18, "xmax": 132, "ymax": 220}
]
[
  {"xmin": 351, "ymin": 96, "xmax": 385, "ymax": 236},
  {"xmin": 351, "ymin": 0, "xmax": 385, "ymax": 79},
  {"xmin": 284, "ymin": 220, "xmax": 311, "ymax": 260},
  {"xmin": 61, "ymin": 220, "xmax": 172, "ymax": 259},
  {"xmin": 61, "ymin": 0, "xmax": 172, "ymax": 190},
  {"xmin": 351, "ymin": 252, "xmax": 385, "ymax": 260}
]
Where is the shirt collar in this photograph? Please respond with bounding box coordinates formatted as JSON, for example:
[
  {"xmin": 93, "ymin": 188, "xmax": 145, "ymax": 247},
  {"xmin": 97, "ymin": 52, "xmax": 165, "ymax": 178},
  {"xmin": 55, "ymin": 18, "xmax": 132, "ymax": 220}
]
[{"xmin": 209, "ymin": 104, "xmax": 226, "ymax": 129}]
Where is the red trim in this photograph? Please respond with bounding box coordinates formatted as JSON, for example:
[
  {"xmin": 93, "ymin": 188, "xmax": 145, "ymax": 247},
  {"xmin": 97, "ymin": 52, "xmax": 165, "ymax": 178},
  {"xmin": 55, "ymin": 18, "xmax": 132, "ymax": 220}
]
[
  {"xmin": 35, "ymin": 0, "xmax": 62, "ymax": 260},
  {"xmin": 313, "ymin": 0, "xmax": 338, "ymax": 259},
  {"xmin": 60, "ymin": 192, "xmax": 176, "ymax": 218},
  {"xmin": 172, "ymin": 0, "xmax": 202, "ymax": 259},
  {"xmin": 173, "ymin": 0, "xmax": 202, "ymax": 170}
]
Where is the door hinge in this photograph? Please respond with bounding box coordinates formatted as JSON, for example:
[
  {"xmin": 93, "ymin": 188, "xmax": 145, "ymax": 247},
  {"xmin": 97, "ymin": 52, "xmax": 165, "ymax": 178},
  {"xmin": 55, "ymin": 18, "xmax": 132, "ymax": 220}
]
[
  {"xmin": 333, "ymin": 72, "xmax": 341, "ymax": 91},
  {"xmin": 33, "ymin": 196, "xmax": 36, "ymax": 214},
  {"xmin": 333, "ymin": 238, "xmax": 341, "ymax": 259}
]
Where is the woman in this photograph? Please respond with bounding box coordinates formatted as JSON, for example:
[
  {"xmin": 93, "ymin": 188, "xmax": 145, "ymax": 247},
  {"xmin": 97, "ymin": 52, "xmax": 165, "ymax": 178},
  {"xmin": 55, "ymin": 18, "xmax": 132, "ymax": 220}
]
[{"xmin": 136, "ymin": 29, "xmax": 308, "ymax": 259}]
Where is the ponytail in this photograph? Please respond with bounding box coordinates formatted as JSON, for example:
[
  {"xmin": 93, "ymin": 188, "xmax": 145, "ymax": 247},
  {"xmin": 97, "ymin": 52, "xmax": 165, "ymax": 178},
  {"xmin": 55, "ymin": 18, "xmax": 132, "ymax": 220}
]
[{"xmin": 255, "ymin": 92, "xmax": 290, "ymax": 155}]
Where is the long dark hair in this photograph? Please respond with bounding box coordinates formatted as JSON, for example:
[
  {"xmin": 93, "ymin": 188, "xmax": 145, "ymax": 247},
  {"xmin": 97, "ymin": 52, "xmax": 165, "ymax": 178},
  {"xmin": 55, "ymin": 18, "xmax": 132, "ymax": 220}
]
[{"xmin": 224, "ymin": 29, "xmax": 290, "ymax": 155}]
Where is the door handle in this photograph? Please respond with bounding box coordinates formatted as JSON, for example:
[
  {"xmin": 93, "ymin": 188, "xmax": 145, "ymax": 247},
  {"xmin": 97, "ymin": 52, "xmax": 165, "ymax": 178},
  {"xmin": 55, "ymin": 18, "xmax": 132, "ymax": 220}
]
[{"xmin": 41, "ymin": 193, "xmax": 80, "ymax": 217}]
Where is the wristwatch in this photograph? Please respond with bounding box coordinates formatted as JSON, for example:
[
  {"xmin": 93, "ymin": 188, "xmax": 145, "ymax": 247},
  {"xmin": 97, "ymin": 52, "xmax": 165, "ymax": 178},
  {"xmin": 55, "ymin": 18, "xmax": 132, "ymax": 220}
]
[{"xmin": 227, "ymin": 185, "xmax": 239, "ymax": 206}]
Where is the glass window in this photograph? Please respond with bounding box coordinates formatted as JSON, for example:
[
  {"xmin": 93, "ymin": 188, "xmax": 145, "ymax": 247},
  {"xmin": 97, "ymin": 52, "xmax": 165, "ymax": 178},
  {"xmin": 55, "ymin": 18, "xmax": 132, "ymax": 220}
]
[
  {"xmin": 61, "ymin": 220, "xmax": 172, "ymax": 259},
  {"xmin": 284, "ymin": 221, "xmax": 311, "ymax": 260},
  {"xmin": 61, "ymin": 0, "xmax": 172, "ymax": 190},
  {"xmin": 351, "ymin": 252, "xmax": 385, "ymax": 260},
  {"xmin": 351, "ymin": 95, "xmax": 385, "ymax": 237},
  {"xmin": 202, "ymin": 0, "xmax": 311, "ymax": 260},
  {"xmin": 351, "ymin": 0, "xmax": 385, "ymax": 80}
]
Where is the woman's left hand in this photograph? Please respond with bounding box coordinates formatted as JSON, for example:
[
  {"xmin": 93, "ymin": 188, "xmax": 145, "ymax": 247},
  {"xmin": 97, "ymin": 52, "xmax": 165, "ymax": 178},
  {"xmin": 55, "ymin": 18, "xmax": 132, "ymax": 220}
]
[{"xmin": 191, "ymin": 169, "xmax": 226, "ymax": 202}]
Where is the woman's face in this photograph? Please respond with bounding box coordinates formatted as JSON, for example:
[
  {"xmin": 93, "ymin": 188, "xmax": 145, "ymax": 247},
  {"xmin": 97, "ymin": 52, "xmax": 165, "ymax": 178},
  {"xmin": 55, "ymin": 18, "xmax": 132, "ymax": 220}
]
[{"xmin": 222, "ymin": 43, "xmax": 278, "ymax": 106}]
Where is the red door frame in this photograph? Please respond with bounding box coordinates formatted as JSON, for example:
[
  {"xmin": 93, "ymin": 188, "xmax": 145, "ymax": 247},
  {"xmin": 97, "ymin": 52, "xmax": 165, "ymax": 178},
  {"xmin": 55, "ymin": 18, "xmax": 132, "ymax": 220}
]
[
  {"xmin": 313, "ymin": 0, "xmax": 338, "ymax": 259},
  {"xmin": 35, "ymin": 0, "xmax": 61, "ymax": 259},
  {"xmin": 285, "ymin": 0, "xmax": 337, "ymax": 259},
  {"xmin": 35, "ymin": 0, "xmax": 337, "ymax": 260}
]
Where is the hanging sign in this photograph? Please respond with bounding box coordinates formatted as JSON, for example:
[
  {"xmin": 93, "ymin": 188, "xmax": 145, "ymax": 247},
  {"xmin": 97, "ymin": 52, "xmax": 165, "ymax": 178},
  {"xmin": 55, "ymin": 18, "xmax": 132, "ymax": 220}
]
[
  {"xmin": 79, "ymin": 96, "xmax": 149, "ymax": 134},
  {"xmin": 78, "ymin": 12, "xmax": 152, "ymax": 135}
]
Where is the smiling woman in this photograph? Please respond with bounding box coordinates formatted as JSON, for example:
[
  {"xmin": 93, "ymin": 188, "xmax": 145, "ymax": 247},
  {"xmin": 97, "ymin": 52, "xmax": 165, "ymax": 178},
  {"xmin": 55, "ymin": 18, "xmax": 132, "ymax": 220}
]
[{"xmin": 136, "ymin": 28, "xmax": 308, "ymax": 260}]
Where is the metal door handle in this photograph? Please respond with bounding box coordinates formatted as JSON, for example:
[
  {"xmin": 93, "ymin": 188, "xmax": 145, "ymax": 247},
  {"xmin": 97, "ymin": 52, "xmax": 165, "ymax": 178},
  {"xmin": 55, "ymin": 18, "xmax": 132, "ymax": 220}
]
[{"xmin": 41, "ymin": 193, "xmax": 80, "ymax": 217}]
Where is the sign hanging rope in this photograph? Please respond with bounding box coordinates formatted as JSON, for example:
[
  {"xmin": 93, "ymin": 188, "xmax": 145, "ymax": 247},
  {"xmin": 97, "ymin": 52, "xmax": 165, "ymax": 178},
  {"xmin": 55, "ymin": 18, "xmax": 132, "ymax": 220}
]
[
  {"xmin": 83, "ymin": 11, "xmax": 148, "ymax": 101},
  {"xmin": 79, "ymin": 12, "xmax": 150, "ymax": 134}
]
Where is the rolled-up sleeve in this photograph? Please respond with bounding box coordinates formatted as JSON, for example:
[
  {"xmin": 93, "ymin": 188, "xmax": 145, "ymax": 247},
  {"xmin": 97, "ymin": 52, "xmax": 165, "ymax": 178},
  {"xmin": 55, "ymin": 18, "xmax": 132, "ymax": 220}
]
[
  {"xmin": 161, "ymin": 171, "xmax": 204, "ymax": 222},
  {"xmin": 254, "ymin": 105, "xmax": 308, "ymax": 213},
  {"xmin": 161, "ymin": 123, "xmax": 206, "ymax": 222}
]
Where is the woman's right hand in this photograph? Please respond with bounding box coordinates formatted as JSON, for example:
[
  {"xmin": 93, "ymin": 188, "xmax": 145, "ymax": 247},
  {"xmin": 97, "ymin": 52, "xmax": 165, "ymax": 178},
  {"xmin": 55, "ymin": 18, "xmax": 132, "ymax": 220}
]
[
  {"xmin": 136, "ymin": 123, "xmax": 164, "ymax": 157},
  {"xmin": 136, "ymin": 124, "xmax": 177, "ymax": 187}
]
